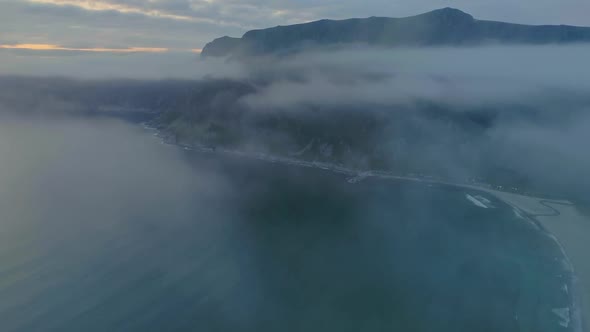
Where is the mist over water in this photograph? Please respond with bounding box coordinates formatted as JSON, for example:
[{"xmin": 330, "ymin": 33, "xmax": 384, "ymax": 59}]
[
  {"xmin": 0, "ymin": 52, "xmax": 243, "ymax": 80},
  {"xmin": 0, "ymin": 118, "xmax": 237, "ymax": 330},
  {"xmin": 1, "ymin": 2, "xmax": 589, "ymax": 330},
  {"xmin": 0, "ymin": 117, "xmax": 572, "ymax": 331}
]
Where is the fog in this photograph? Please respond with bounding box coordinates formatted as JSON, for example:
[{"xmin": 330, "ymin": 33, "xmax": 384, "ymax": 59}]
[
  {"xmin": 0, "ymin": 116, "xmax": 567, "ymax": 332},
  {"xmin": 237, "ymin": 45, "xmax": 590, "ymax": 109},
  {"xmin": 0, "ymin": 51, "xmax": 244, "ymax": 80},
  {"xmin": 0, "ymin": 117, "xmax": 232, "ymax": 246},
  {"xmin": 0, "ymin": 117, "xmax": 253, "ymax": 330},
  {"xmin": 212, "ymin": 45, "xmax": 590, "ymax": 198},
  {"xmin": 1, "ymin": 45, "xmax": 589, "ymax": 199},
  {"xmin": 0, "ymin": 44, "xmax": 588, "ymax": 330}
]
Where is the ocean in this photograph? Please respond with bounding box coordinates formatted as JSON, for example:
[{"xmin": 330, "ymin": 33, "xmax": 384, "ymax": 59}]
[{"xmin": 0, "ymin": 119, "xmax": 573, "ymax": 331}]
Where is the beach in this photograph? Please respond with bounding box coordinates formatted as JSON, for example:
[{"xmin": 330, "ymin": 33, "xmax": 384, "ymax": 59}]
[{"xmin": 491, "ymin": 191, "xmax": 590, "ymax": 332}]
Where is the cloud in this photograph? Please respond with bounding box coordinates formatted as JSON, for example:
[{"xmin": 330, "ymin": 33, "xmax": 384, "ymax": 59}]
[
  {"xmin": 29, "ymin": 0, "xmax": 196, "ymax": 21},
  {"xmin": 236, "ymin": 45, "xmax": 590, "ymax": 110},
  {"xmin": 0, "ymin": 116, "xmax": 235, "ymax": 267},
  {"xmin": 0, "ymin": 0, "xmax": 239, "ymax": 52},
  {"xmin": 188, "ymin": 44, "xmax": 590, "ymax": 197},
  {"xmin": 0, "ymin": 51, "xmax": 243, "ymax": 79},
  {"xmin": 1, "ymin": 43, "xmax": 589, "ymax": 198},
  {"xmin": 27, "ymin": 0, "xmax": 253, "ymax": 28},
  {"xmin": 2, "ymin": 0, "xmax": 590, "ymax": 71},
  {"xmin": 487, "ymin": 112, "xmax": 590, "ymax": 195}
]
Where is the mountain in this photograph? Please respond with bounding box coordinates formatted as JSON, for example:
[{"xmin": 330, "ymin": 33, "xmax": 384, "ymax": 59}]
[{"xmin": 201, "ymin": 8, "xmax": 590, "ymax": 58}]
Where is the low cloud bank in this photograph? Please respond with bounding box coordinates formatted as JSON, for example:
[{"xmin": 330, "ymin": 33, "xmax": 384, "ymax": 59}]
[
  {"xmin": 205, "ymin": 45, "xmax": 590, "ymax": 198},
  {"xmin": 1, "ymin": 44, "xmax": 589, "ymax": 198},
  {"xmin": 232, "ymin": 45, "xmax": 590, "ymax": 110},
  {"xmin": 0, "ymin": 51, "xmax": 244, "ymax": 80}
]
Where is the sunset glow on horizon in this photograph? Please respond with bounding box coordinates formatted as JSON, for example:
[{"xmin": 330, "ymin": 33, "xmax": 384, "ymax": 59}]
[{"xmin": 0, "ymin": 44, "xmax": 170, "ymax": 53}]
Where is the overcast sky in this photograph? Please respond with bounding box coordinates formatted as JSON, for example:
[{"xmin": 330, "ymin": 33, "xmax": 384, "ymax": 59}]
[{"xmin": 1, "ymin": 0, "xmax": 590, "ymax": 77}]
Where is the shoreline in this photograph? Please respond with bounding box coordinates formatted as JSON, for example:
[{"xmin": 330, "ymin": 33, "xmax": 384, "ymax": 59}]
[
  {"xmin": 494, "ymin": 193, "xmax": 584, "ymax": 332},
  {"xmin": 144, "ymin": 124, "xmax": 546, "ymax": 198},
  {"xmin": 146, "ymin": 124, "xmax": 586, "ymax": 332}
]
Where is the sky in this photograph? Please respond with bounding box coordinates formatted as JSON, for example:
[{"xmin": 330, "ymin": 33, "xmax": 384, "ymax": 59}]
[{"xmin": 1, "ymin": 0, "xmax": 590, "ymax": 77}]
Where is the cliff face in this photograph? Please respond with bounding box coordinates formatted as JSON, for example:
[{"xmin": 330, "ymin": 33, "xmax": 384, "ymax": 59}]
[
  {"xmin": 201, "ymin": 36, "xmax": 242, "ymax": 57},
  {"xmin": 201, "ymin": 8, "xmax": 590, "ymax": 58}
]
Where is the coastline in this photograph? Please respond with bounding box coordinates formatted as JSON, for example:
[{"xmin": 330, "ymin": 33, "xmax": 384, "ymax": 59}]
[
  {"xmin": 144, "ymin": 124, "xmax": 516, "ymax": 195},
  {"xmin": 146, "ymin": 124, "xmax": 588, "ymax": 332},
  {"xmin": 491, "ymin": 192, "xmax": 586, "ymax": 332}
]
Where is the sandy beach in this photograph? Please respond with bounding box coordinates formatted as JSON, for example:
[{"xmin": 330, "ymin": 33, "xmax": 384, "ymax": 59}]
[{"xmin": 492, "ymin": 191, "xmax": 590, "ymax": 332}]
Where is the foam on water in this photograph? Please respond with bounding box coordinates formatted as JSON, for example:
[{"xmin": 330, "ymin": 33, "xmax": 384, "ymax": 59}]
[
  {"xmin": 552, "ymin": 308, "xmax": 571, "ymax": 328},
  {"xmin": 466, "ymin": 194, "xmax": 488, "ymax": 208}
]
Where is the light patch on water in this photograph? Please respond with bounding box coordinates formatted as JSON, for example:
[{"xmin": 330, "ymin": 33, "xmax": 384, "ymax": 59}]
[
  {"xmin": 552, "ymin": 308, "xmax": 571, "ymax": 328},
  {"xmin": 466, "ymin": 194, "xmax": 488, "ymax": 209}
]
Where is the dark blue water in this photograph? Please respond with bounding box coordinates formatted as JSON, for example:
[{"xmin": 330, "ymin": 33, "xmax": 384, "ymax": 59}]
[{"xmin": 0, "ymin": 126, "xmax": 573, "ymax": 332}]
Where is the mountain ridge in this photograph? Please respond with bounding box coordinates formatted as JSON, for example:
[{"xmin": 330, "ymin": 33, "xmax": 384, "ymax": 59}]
[{"xmin": 201, "ymin": 8, "xmax": 590, "ymax": 58}]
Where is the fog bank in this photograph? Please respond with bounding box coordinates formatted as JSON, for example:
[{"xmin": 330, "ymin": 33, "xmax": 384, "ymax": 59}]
[{"xmin": 234, "ymin": 45, "xmax": 590, "ymax": 109}]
